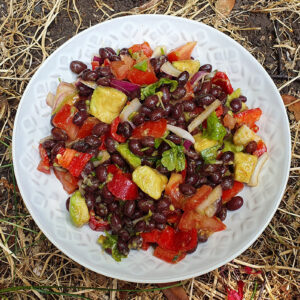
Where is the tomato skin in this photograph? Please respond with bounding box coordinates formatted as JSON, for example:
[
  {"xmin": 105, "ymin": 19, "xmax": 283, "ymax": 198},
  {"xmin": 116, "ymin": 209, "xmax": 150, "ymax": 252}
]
[
  {"xmin": 153, "ymin": 246, "xmax": 186, "ymax": 264},
  {"xmin": 53, "ymin": 168, "xmax": 78, "ymax": 194},
  {"xmin": 37, "ymin": 144, "xmax": 51, "ymax": 174},
  {"xmin": 77, "ymin": 117, "xmax": 99, "ymax": 139},
  {"xmin": 89, "ymin": 211, "xmax": 110, "ymax": 231},
  {"xmin": 68, "ymin": 152, "xmax": 93, "ymax": 177},
  {"xmin": 178, "ymin": 210, "xmax": 226, "ymax": 232},
  {"xmin": 127, "ymin": 64, "xmax": 158, "ymax": 85},
  {"xmin": 222, "ymin": 181, "xmax": 244, "ymax": 203},
  {"xmin": 215, "ymin": 105, "xmax": 223, "ymax": 117},
  {"xmin": 174, "ymin": 228, "xmax": 198, "ymax": 252},
  {"xmin": 132, "ymin": 119, "xmax": 167, "ymax": 138},
  {"xmin": 167, "ymin": 41, "xmax": 197, "ymax": 62},
  {"xmin": 110, "ymin": 61, "xmax": 129, "ymax": 80},
  {"xmin": 234, "ymin": 108, "xmax": 262, "ymax": 128},
  {"xmin": 129, "ymin": 42, "xmax": 153, "ymax": 57},
  {"xmin": 52, "ymin": 104, "xmax": 79, "ymax": 141},
  {"xmin": 183, "ymin": 185, "xmax": 213, "ymax": 211},
  {"xmin": 165, "ymin": 173, "xmax": 184, "ymax": 209},
  {"xmin": 211, "ymin": 72, "xmax": 234, "ymax": 94},
  {"xmin": 110, "ymin": 116, "xmax": 126, "ymax": 143},
  {"xmin": 253, "ymin": 140, "xmax": 267, "ymax": 157},
  {"xmin": 91, "ymin": 61, "xmax": 100, "ymax": 70}
]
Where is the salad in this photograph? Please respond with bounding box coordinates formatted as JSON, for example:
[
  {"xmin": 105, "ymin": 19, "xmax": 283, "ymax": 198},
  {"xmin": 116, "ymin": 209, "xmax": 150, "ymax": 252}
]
[{"xmin": 37, "ymin": 41, "xmax": 268, "ymax": 263}]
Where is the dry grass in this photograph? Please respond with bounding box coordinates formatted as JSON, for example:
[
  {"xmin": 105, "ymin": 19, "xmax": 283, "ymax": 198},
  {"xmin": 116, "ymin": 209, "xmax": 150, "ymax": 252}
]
[{"xmin": 0, "ymin": 0, "xmax": 299, "ymax": 299}]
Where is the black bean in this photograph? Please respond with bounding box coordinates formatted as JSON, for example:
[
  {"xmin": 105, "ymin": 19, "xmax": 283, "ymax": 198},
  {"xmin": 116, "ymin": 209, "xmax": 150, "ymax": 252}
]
[
  {"xmin": 172, "ymin": 103, "xmax": 183, "ymax": 119},
  {"xmin": 221, "ymin": 176, "xmax": 234, "ymax": 190},
  {"xmin": 119, "ymin": 229, "xmax": 130, "ymax": 242},
  {"xmin": 51, "ymin": 141, "xmax": 65, "ymax": 159},
  {"xmin": 195, "ymin": 176, "xmax": 208, "ymax": 187},
  {"xmin": 111, "ymin": 153, "xmax": 126, "ymax": 168},
  {"xmin": 66, "ymin": 197, "xmax": 70, "ymax": 211},
  {"xmin": 155, "ymin": 223, "xmax": 166, "ymax": 230},
  {"xmin": 199, "ymin": 94, "xmax": 216, "ymax": 106},
  {"xmin": 132, "ymin": 113, "xmax": 145, "ymax": 126},
  {"xmin": 95, "ymin": 203, "xmax": 108, "ymax": 217},
  {"xmin": 156, "ymin": 198, "xmax": 170, "ymax": 212},
  {"xmin": 119, "ymin": 48, "xmax": 130, "ymax": 56},
  {"xmin": 129, "ymin": 139, "xmax": 143, "ymax": 156},
  {"xmin": 156, "ymin": 165, "xmax": 170, "ymax": 176},
  {"xmin": 178, "ymin": 71, "xmax": 189, "ymax": 86},
  {"xmin": 167, "ymin": 118, "xmax": 177, "ymax": 126},
  {"xmin": 75, "ymin": 100, "xmax": 87, "ymax": 112},
  {"xmin": 77, "ymin": 83, "xmax": 93, "ymax": 96},
  {"xmin": 226, "ymin": 196, "xmax": 243, "ymax": 211},
  {"xmin": 85, "ymin": 192, "xmax": 95, "ymax": 210},
  {"xmin": 72, "ymin": 111, "xmax": 89, "ymax": 127},
  {"xmin": 141, "ymin": 136, "xmax": 155, "ymax": 148},
  {"xmin": 230, "ymin": 98, "xmax": 242, "ymax": 112},
  {"xmin": 219, "ymin": 165, "xmax": 228, "ymax": 176},
  {"xmin": 163, "ymin": 103, "xmax": 172, "ymax": 116},
  {"xmin": 160, "ymin": 86, "xmax": 171, "ymax": 104},
  {"xmin": 139, "ymin": 106, "xmax": 151, "ymax": 117},
  {"xmin": 96, "ymin": 76, "xmax": 111, "ymax": 86},
  {"xmin": 203, "ymin": 164, "xmax": 219, "ymax": 174},
  {"xmin": 147, "ymin": 220, "xmax": 156, "ymax": 231},
  {"xmin": 96, "ymin": 66, "xmax": 112, "ymax": 77},
  {"xmin": 124, "ymin": 200, "xmax": 136, "ymax": 217},
  {"xmin": 105, "ymin": 47, "xmax": 116, "ymax": 57},
  {"xmin": 117, "ymin": 121, "xmax": 132, "ymax": 138},
  {"xmin": 183, "ymin": 101, "xmax": 196, "ymax": 112},
  {"xmin": 143, "ymin": 147, "xmax": 155, "ymax": 156},
  {"xmin": 110, "ymin": 213, "xmax": 122, "ymax": 232},
  {"xmin": 51, "ymin": 127, "xmax": 68, "ymax": 141},
  {"xmin": 179, "ymin": 183, "xmax": 196, "ymax": 195},
  {"xmin": 198, "ymin": 234, "xmax": 208, "ymax": 243},
  {"xmin": 85, "ymin": 135, "xmax": 101, "ymax": 147},
  {"xmin": 123, "ymin": 217, "xmax": 133, "ymax": 229},
  {"xmin": 72, "ymin": 140, "xmax": 89, "ymax": 152},
  {"xmin": 99, "ymin": 48, "xmax": 110, "ymax": 59},
  {"xmin": 171, "ymin": 86, "xmax": 186, "ymax": 100},
  {"xmin": 101, "ymin": 185, "xmax": 114, "ymax": 201},
  {"xmin": 208, "ymin": 172, "xmax": 222, "ymax": 184},
  {"xmin": 128, "ymin": 236, "xmax": 142, "ymax": 249},
  {"xmin": 221, "ymin": 151, "xmax": 234, "ymax": 163},
  {"xmin": 167, "ymin": 134, "xmax": 182, "ymax": 145},
  {"xmin": 245, "ymin": 141, "xmax": 257, "ymax": 154},
  {"xmin": 152, "ymin": 212, "xmax": 166, "ymax": 224},
  {"xmin": 135, "ymin": 220, "xmax": 146, "ymax": 232},
  {"xmin": 239, "ymin": 95, "xmax": 247, "ymax": 102},
  {"xmin": 211, "ymin": 86, "xmax": 222, "ymax": 98},
  {"xmin": 199, "ymin": 64, "xmax": 212, "ymax": 73},
  {"xmin": 105, "ymin": 137, "xmax": 116, "ymax": 153},
  {"xmin": 157, "ymin": 142, "xmax": 170, "ymax": 156},
  {"xmin": 83, "ymin": 70, "xmax": 98, "ymax": 81},
  {"xmin": 42, "ymin": 139, "xmax": 56, "ymax": 150},
  {"xmin": 95, "ymin": 165, "xmax": 107, "ymax": 182},
  {"xmin": 144, "ymin": 95, "xmax": 159, "ymax": 109},
  {"xmin": 219, "ymin": 92, "xmax": 227, "ymax": 105},
  {"xmin": 185, "ymin": 148, "xmax": 200, "ymax": 160},
  {"xmin": 186, "ymin": 173, "xmax": 199, "ymax": 186},
  {"xmin": 81, "ymin": 161, "xmax": 94, "ymax": 176},
  {"xmin": 142, "ymin": 158, "xmax": 154, "ymax": 167},
  {"xmin": 108, "ymin": 202, "xmax": 118, "ymax": 212},
  {"xmin": 110, "ymin": 55, "xmax": 121, "ymax": 61},
  {"xmin": 70, "ymin": 60, "xmax": 87, "ymax": 74},
  {"xmin": 131, "ymin": 210, "xmax": 143, "ymax": 219},
  {"xmin": 216, "ymin": 206, "xmax": 227, "ymax": 221},
  {"xmin": 92, "ymin": 122, "xmax": 110, "ymax": 137},
  {"xmin": 138, "ymin": 199, "xmax": 154, "ymax": 213},
  {"xmin": 199, "ymin": 80, "xmax": 212, "ymax": 94},
  {"xmin": 150, "ymin": 108, "xmax": 164, "ymax": 121},
  {"xmin": 117, "ymin": 240, "xmax": 129, "ymax": 256}
]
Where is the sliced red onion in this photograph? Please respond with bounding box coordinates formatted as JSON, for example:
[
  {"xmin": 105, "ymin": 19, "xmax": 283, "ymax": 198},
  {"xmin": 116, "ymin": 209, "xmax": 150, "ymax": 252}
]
[
  {"xmin": 160, "ymin": 61, "xmax": 181, "ymax": 77},
  {"xmin": 167, "ymin": 124, "xmax": 195, "ymax": 144},
  {"xmin": 52, "ymin": 82, "xmax": 77, "ymax": 112},
  {"xmin": 110, "ymin": 79, "xmax": 140, "ymax": 96},
  {"xmin": 183, "ymin": 140, "xmax": 193, "ymax": 151},
  {"xmin": 190, "ymin": 71, "xmax": 209, "ymax": 87},
  {"xmin": 93, "ymin": 56, "xmax": 103, "ymax": 63},
  {"xmin": 46, "ymin": 92, "xmax": 55, "ymax": 108},
  {"xmin": 120, "ymin": 98, "xmax": 142, "ymax": 123}
]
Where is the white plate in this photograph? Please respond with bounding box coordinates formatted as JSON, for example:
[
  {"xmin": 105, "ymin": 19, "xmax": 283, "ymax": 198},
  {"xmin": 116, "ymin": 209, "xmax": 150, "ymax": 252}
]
[{"xmin": 13, "ymin": 15, "xmax": 291, "ymax": 283}]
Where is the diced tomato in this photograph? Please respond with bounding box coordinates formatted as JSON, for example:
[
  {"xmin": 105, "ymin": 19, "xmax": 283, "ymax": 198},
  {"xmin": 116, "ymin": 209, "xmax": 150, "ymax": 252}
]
[
  {"xmin": 52, "ymin": 104, "xmax": 79, "ymax": 141},
  {"xmin": 184, "ymin": 185, "xmax": 213, "ymax": 211},
  {"xmin": 103, "ymin": 58, "xmax": 111, "ymax": 66},
  {"xmin": 251, "ymin": 124, "xmax": 259, "ymax": 133},
  {"xmin": 234, "ymin": 108, "xmax": 262, "ymax": 129},
  {"xmin": 141, "ymin": 229, "xmax": 161, "ymax": 244},
  {"xmin": 222, "ymin": 181, "xmax": 244, "ymax": 203},
  {"xmin": 253, "ymin": 140, "xmax": 267, "ymax": 157},
  {"xmin": 77, "ymin": 117, "xmax": 99, "ymax": 139},
  {"xmin": 53, "ymin": 168, "xmax": 78, "ymax": 194},
  {"xmin": 167, "ymin": 42, "xmax": 197, "ymax": 62},
  {"xmin": 211, "ymin": 72, "xmax": 234, "ymax": 94},
  {"xmin": 98, "ymin": 134, "xmax": 107, "ymax": 151},
  {"xmin": 127, "ymin": 63, "xmax": 158, "ymax": 85},
  {"xmin": 132, "ymin": 119, "xmax": 167, "ymax": 138},
  {"xmin": 178, "ymin": 210, "xmax": 226, "ymax": 232},
  {"xmin": 174, "ymin": 228, "xmax": 198, "ymax": 252},
  {"xmin": 68, "ymin": 152, "xmax": 93, "ymax": 177},
  {"xmin": 107, "ymin": 173, "xmax": 138, "ymax": 200},
  {"xmin": 167, "ymin": 211, "xmax": 182, "ymax": 225},
  {"xmin": 165, "ymin": 173, "xmax": 184, "ymax": 209},
  {"xmin": 129, "ymin": 42, "xmax": 153, "ymax": 58},
  {"xmin": 182, "ymin": 81, "xmax": 194, "ymax": 100},
  {"xmin": 37, "ymin": 144, "xmax": 51, "ymax": 174},
  {"xmin": 216, "ymin": 105, "xmax": 223, "ymax": 117},
  {"xmin": 110, "ymin": 61, "xmax": 130, "ymax": 80},
  {"xmin": 154, "ymin": 246, "xmax": 186, "ymax": 264},
  {"xmin": 157, "ymin": 226, "xmax": 176, "ymax": 250},
  {"xmin": 107, "ymin": 164, "xmax": 122, "ymax": 175},
  {"xmin": 57, "ymin": 148, "xmax": 77, "ymax": 169},
  {"xmin": 110, "ymin": 116, "xmax": 126, "ymax": 143},
  {"xmin": 91, "ymin": 61, "xmax": 100, "ymax": 71},
  {"xmin": 89, "ymin": 211, "xmax": 110, "ymax": 231}
]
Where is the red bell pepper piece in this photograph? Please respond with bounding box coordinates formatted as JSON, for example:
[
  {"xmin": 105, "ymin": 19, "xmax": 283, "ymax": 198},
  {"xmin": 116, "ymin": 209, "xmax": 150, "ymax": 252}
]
[
  {"xmin": 110, "ymin": 116, "xmax": 126, "ymax": 143},
  {"xmin": 140, "ymin": 229, "xmax": 161, "ymax": 250},
  {"xmin": 167, "ymin": 42, "xmax": 197, "ymax": 62},
  {"xmin": 153, "ymin": 246, "xmax": 186, "ymax": 264},
  {"xmin": 68, "ymin": 152, "xmax": 93, "ymax": 177},
  {"xmin": 77, "ymin": 117, "xmax": 99, "ymax": 139},
  {"xmin": 251, "ymin": 124, "xmax": 259, "ymax": 133},
  {"xmin": 222, "ymin": 181, "xmax": 244, "ymax": 203},
  {"xmin": 183, "ymin": 185, "xmax": 213, "ymax": 211},
  {"xmin": 103, "ymin": 58, "xmax": 111, "ymax": 66},
  {"xmin": 211, "ymin": 72, "xmax": 234, "ymax": 94},
  {"xmin": 89, "ymin": 211, "xmax": 110, "ymax": 231},
  {"xmin": 107, "ymin": 172, "xmax": 138, "ymax": 200},
  {"xmin": 53, "ymin": 168, "xmax": 78, "ymax": 194},
  {"xmin": 215, "ymin": 105, "xmax": 223, "ymax": 117},
  {"xmin": 107, "ymin": 164, "xmax": 122, "ymax": 175},
  {"xmin": 157, "ymin": 226, "xmax": 176, "ymax": 250},
  {"xmin": 52, "ymin": 104, "xmax": 79, "ymax": 141},
  {"xmin": 234, "ymin": 108, "xmax": 262, "ymax": 129},
  {"xmin": 98, "ymin": 134, "xmax": 107, "ymax": 151},
  {"xmin": 253, "ymin": 140, "xmax": 267, "ymax": 157},
  {"xmin": 132, "ymin": 119, "xmax": 167, "ymax": 138},
  {"xmin": 127, "ymin": 63, "xmax": 158, "ymax": 85},
  {"xmin": 129, "ymin": 42, "xmax": 153, "ymax": 58},
  {"xmin": 174, "ymin": 228, "xmax": 198, "ymax": 252},
  {"xmin": 37, "ymin": 144, "xmax": 51, "ymax": 174},
  {"xmin": 91, "ymin": 61, "xmax": 100, "ymax": 71}
]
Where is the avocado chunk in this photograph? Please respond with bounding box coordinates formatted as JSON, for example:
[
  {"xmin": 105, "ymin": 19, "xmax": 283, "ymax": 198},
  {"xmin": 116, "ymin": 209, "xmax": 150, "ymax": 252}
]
[
  {"xmin": 172, "ymin": 60, "xmax": 200, "ymax": 76},
  {"xmin": 132, "ymin": 166, "xmax": 168, "ymax": 200},
  {"xmin": 116, "ymin": 143, "xmax": 141, "ymax": 168},
  {"xmin": 234, "ymin": 152, "xmax": 258, "ymax": 183},
  {"xmin": 89, "ymin": 86, "xmax": 127, "ymax": 124},
  {"xmin": 69, "ymin": 190, "xmax": 90, "ymax": 227}
]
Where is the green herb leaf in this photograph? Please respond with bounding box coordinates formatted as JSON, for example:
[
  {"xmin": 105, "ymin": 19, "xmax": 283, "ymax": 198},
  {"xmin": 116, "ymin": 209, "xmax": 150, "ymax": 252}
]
[
  {"xmin": 160, "ymin": 47, "xmax": 165, "ymax": 55},
  {"xmin": 161, "ymin": 145, "xmax": 185, "ymax": 172},
  {"xmin": 201, "ymin": 145, "xmax": 219, "ymax": 164},
  {"xmin": 133, "ymin": 60, "xmax": 148, "ymax": 72},
  {"xmin": 141, "ymin": 78, "xmax": 178, "ymax": 100},
  {"xmin": 154, "ymin": 138, "xmax": 163, "ymax": 149},
  {"xmin": 99, "ymin": 232, "xmax": 126, "ymax": 262},
  {"xmin": 203, "ymin": 111, "xmax": 226, "ymax": 142}
]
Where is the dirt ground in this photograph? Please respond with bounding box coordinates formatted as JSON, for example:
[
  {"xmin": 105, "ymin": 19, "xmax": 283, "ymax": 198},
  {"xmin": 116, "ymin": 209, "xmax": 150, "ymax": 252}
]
[{"xmin": 0, "ymin": 0, "xmax": 299, "ymax": 299}]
